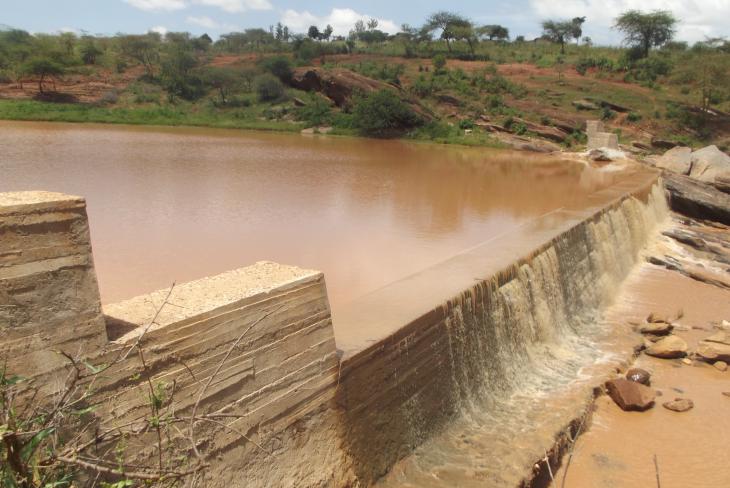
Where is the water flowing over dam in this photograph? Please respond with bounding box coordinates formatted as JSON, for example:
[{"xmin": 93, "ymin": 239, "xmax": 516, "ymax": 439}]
[
  {"xmin": 1, "ymin": 122, "xmax": 670, "ymax": 487},
  {"xmin": 336, "ymin": 176, "xmax": 669, "ymax": 486}
]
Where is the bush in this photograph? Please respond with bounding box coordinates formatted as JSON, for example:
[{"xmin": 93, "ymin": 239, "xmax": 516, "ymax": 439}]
[
  {"xmin": 627, "ymin": 112, "xmax": 642, "ymax": 122},
  {"xmin": 351, "ymin": 89, "xmax": 423, "ymax": 137},
  {"xmin": 259, "ymin": 56, "xmax": 293, "ymax": 83},
  {"xmin": 254, "ymin": 74, "xmax": 286, "ymax": 102},
  {"xmin": 297, "ymin": 95, "xmax": 333, "ymax": 126},
  {"xmin": 459, "ymin": 119, "xmax": 475, "ymax": 130},
  {"xmin": 432, "ymin": 54, "xmax": 447, "ymax": 72},
  {"xmin": 601, "ymin": 107, "xmax": 617, "ymax": 120}
]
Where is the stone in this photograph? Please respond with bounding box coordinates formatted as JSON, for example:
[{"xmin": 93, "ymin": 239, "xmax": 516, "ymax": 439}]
[
  {"xmin": 626, "ymin": 368, "xmax": 651, "ymax": 385},
  {"xmin": 663, "ymin": 398, "xmax": 694, "ymax": 412},
  {"xmin": 573, "ymin": 99, "xmax": 599, "ymax": 111},
  {"xmin": 656, "ymin": 146, "xmax": 692, "ymax": 176},
  {"xmin": 647, "ymin": 312, "xmax": 670, "ymax": 323},
  {"xmin": 652, "ymin": 139, "xmax": 678, "ymax": 150},
  {"xmin": 714, "ymin": 361, "xmax": 728, "ymax": 372},
  {"xmin": 705, "ymin": 331, "xmax": 730, "ymax": 346},
  {"xmin": 645, "ymin": 336, "xmax": 688, "ymax": 359},
  {"xmin": 606, "ymin": 378, "xmax": 656, "ymax": 411},
  {"xmin": 588, "ymin": 149, "xmax": 613, "ymax": 162},
  {"xmin": 697, "ymin": 341, "xmax": 730, "ymax": 363},
  {"xmin": 723, "ymin": 392, "xmax": 730, "ymax": 397},
  {"xmin": 682, "ymin": 358, "xmax": 693, "ymax": 366},
  {"xmin": 293, "ymin": 97, "xmax": 307, "ymax": 107},
  {"xmin": 689, "ymin": 145, "xmax": 730, "ymax": 187},
  {"xmin": 640, "ymin": 321, "xmax": 674, "ymax": 336}
]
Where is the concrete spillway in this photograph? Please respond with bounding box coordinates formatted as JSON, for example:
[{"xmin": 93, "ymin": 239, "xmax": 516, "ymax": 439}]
[
  {"xmin": 1, "ymin": 166, "xmax": 668, "ymax": 487},
  {"xmin": 335, "ymin": 171, "xmax": 668, "ymax": 486}
]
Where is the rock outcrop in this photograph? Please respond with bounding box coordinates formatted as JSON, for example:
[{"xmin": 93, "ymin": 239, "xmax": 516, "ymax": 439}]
[
  {"xmin": 606, "ymin": 378, "xmax": 656, "ymax": 411},
  {"xmin": 663, "ymin": 174, "xmax": 730, "ymax": 225},
  {"xmin": 289, "ymin": 67, "xmax": 433, "ymax": 120},
  {"xmin": 655, "ymin": 145, "xmax": 730, "ymax": 193}
]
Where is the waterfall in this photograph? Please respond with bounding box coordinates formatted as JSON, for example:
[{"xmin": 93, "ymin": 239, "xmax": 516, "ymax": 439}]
[{"xmin": 336, "ymin": 178, "xmax": 669, "ymax": 486}]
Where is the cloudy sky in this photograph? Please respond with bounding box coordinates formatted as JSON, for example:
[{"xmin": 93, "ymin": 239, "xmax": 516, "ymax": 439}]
[{"xmin": 3, "ymin": 0, "xmax": 730, "ymax": 44}]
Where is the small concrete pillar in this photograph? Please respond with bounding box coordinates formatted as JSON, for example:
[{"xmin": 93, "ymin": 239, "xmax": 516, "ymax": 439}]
[
  {"xmin": 586, "ymin": 120, "xmax": 604, "ymax": 138},
  {"xmin": 0, "ymin": 192, "xmax": 106, "ymax": 376}
]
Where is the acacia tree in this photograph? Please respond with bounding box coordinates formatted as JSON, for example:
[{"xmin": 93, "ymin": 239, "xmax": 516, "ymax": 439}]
[
  {"xmin": 424, "ymin": 11, "xmax": 473, "ymax": 53},
  {"xmin": 22, "ymin": 57, "xmax": 64, "ymax": 93},
  {"xmin": 477, "ymin": 25, "xmax": 510, "ymax": 41},
  {"xmin": 542, "ymin": 17, "xmax": 585, "ymax": 53},
  {"xmin": 614, "ymin": 10, "xmax": 677, "ymax": 58}
]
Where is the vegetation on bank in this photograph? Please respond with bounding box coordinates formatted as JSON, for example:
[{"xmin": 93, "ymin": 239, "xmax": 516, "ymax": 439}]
[{"xmin": 0, "ymin": 10, "xmax": 729, "ymax": 148}]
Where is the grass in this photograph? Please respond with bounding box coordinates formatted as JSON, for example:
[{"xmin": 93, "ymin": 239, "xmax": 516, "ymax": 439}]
[{"xmin": 0, "ymin": 99, "xmax": 304, "ymax": 132}]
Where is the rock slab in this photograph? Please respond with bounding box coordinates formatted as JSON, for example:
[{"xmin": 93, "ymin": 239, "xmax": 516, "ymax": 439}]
[
  {"xmin": 606, "ymin": 378, "xmax": 656, "ymax": 411},
  {"xmin": 645, "ymin": 336, "xmax": 688, "ymax": 359}
]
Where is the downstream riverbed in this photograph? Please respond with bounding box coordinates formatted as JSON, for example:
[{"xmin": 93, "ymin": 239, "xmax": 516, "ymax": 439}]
[{"xmin": 1, "ymin": 120, "xmax": 626, "ymax": 317}]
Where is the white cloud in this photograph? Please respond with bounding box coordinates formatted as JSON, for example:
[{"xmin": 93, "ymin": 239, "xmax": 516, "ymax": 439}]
[
  {"xmin": 125, "ymin": 0, "xmax": 186, "ymax": 11},
  {"xmin": 192, "ymin": 0, "xmax": 272, "ymax": 13},
  {"xmin": 529, "ymin": 0, "xmax": 730, "ymax": 43},
  {"xmin": 150, "ymin": 25, "xmax": 169, "ymax": 35},
  {"xmin": 125, "ymin": 0, "xmax": 271, "ymax": 13},
  {"xmin": 186, "ymin": 15, "xmax": 219, "ymax": 28},
  {"xmin": 281, "ymin": 8, "xmax": 399, "ymax": 37}
]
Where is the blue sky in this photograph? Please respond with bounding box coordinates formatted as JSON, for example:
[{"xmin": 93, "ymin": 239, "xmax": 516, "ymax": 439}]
[{"xmin": 3, "ymin": 0, "xmax": 729, "ymax": 44}]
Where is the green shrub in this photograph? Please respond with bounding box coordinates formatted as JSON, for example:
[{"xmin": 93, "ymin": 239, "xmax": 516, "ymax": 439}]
[
  {"xmin": 459, "ymin": 119, "xmax": 475, "ymax": 130},
  {"xmin": 259, "ymin": 56, "xmax": 293, "ymax": 82},
  {"xmin": 432, "ymin": 54, "xmax": 447, "ymax": 72},
  {"xmin": 254, "ymin": 74, "xmax": 286, "ymax": 102},
  {"xmin": 297, "ymin": 95, "xmax": 333, "ymax": 125},
  {"xmin": 627, "ymin": 112, "xmax": 642, "ymax": 122},
  {"xmin": 351, "ymin": 89, "xmax": 423, "ymax": 137},
  {"xmin": 601, "ymin": 107, "xmax": 617, "ymax": 120}
]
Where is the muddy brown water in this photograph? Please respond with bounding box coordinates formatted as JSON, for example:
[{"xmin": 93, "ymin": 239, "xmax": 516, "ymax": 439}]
[{"xmin": 1, "ymin": 120, "xmax": 625, "ymax": 318}]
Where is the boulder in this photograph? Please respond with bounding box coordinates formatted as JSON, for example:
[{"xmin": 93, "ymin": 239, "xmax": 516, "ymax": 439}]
[
  {"xmin": 656, "ymin": 146, "xmax": 692, "ymax": 175},
  {"xmin": 606, "ymin": 378, "xmax": 656, "ymax": 411},
  {"xmin": 651, "ymin": 139, "xmax": 679, "ymax": 150},
  {"xmin": 663, "ymin": 175, "xmax": 730, "ymax": 226},
  {"xmin": 696, "ymin": 341, "xmax": 730, "ymax": 363},
  {"xmin": 714, "ymin": 361, "xmax": 728, "ymax": 372},
  {"xmin": 632, "ymin": 141, "xmax": 653, "ymax": 151},
  {"xmin": 689, "ymin": 145, "xmax": 730, "ymax": 188},
  {"xmin": 573, "ymin": 99, "xmax": 599, "ymax": 111},
  {"xmin": 662, "ymin": 398, "xmax": 694, "ymax": 412},
  {"xmin": 626, "ymin": 368, "xmax": 651, "ymax": 385},
  {"xmin": 645, "ymin": 336, "xmax": 688, "ymax": 359},
  {"xmin": 640, "ymin": 322, "xmax": 673, "ymax": 336},
  {"xmin": 588, "ymin": 149, "xmax": 613, "ymax": 162},
  {"xmin": 293, "ymin": 97, "xmax": 307, "ymax": 107}
]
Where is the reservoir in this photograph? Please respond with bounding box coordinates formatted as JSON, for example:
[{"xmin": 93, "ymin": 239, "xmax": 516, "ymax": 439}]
[{"xmin": 1, "ymin": 120, "xmax": 629, "ymax": 318}]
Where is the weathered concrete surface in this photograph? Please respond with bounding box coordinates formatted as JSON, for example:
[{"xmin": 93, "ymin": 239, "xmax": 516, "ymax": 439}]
[
  {"xmin": 100, "ymin": 262, "xmax": 352, "ymax": 487},
  {"xmin": 0, "ymin": 191, "xmax": 106, "ymax": 378}
]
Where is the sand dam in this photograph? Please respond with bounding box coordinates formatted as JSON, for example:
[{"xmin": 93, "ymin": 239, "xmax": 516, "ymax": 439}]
[{"xmin": 2, "ymin": 122, "xmax": 729, "ymax": 487}]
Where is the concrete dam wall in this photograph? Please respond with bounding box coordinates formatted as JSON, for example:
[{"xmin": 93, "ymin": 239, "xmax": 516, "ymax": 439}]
[{"xmin": 0, "ymin": 171, "xmax": 668, "ymax": 487}]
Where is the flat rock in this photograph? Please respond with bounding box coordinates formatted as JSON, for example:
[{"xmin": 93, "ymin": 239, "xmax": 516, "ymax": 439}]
[
  {"xmin": 626, "ymin": 368, "xmax": 651, "ymax": 385},
  {"xmin": 645, "ymin": 336, "xmax": 688, "ymax": 359},
  {"xmin": 640, "ymin": 321, "xmax": 673, "ymax": 336},
  {"xmin": 652, "ymin": 139, "xmax": 679, "ymax": 150},
  {"xmin": 714, "ymin": 361, "xmax": 728, "ymax": 372},
  {"xmin": 606, "ymin": 378, "xmax": 656, "ymax": 411},
  {"xmin": 573, "ymin": 99, "xmax": 599, "ymax": 111},
  {"xmin": 663, "ymin": 175, "xmax": 730, "ymax": 226},
  {"xmin": 663, "ymin": 398, "xmax": 694, "ymax": 412},
  {"xmin": 656, "ymin": 146, "xmax": 692, "ymax": 175},
  {"xmin": 696, "ymin": 341, "xmax": 730, "ymax": 362},
  {"xmin": 705, "ymin": 331, "xmax": 730, "ymax": 346},
  {"xmin": 588, "ymin": 149, "xmax": 613, "ymax": 162}
]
